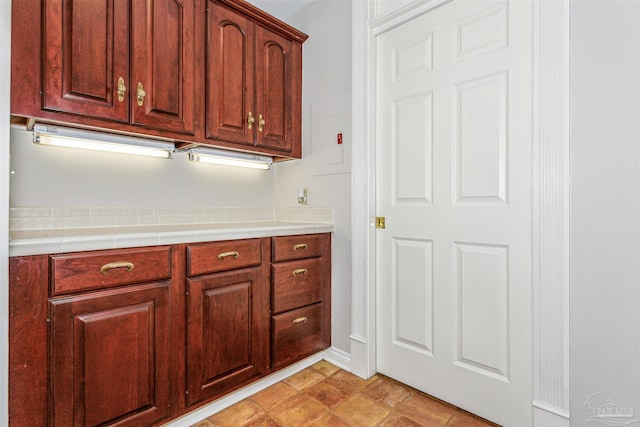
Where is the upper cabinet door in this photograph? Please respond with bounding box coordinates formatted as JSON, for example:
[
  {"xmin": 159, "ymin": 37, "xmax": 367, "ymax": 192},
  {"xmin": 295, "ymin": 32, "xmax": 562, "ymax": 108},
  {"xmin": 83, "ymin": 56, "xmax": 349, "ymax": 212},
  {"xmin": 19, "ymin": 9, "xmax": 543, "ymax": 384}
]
[
  {"xmin": 205, "ymin": 2, "xmax": 256, "ymax": 146},
  {"xmin": 43, "ymin": 0, "xmax": 130, "ymax": 122},
  {"xmin": 254, "ymin": 26, "xmax": 294, "ymax": 154},
  {"xmin": 130, "ymin": 0, "xmax": 196, "ymax": 135}
]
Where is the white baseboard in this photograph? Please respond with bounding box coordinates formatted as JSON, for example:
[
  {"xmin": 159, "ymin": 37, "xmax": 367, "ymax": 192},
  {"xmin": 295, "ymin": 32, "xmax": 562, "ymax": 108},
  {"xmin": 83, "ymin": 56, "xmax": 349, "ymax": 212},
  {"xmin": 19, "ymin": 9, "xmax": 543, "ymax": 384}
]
[
  {"xmin": 350, "ymin": 335, "xmax": 377, "ymax": 379},
  {"xmin": 533, "ymin": 404, "xmax": 570, "ymax": 427},
  {"xmin": 323, "ymin": 346, "xmax": 351, "ymax": 372},
  {"xmin": 162, "ymin": 353, "xmax": 323, "ymax": 427}
]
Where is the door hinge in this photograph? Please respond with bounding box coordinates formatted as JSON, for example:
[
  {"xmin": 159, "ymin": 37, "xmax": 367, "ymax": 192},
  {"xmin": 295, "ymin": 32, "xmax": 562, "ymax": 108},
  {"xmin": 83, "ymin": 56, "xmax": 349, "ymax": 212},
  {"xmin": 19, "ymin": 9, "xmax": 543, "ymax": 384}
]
[{"xmin": 376, "ymin": 216, "xmax": 386, "ymax": 229}]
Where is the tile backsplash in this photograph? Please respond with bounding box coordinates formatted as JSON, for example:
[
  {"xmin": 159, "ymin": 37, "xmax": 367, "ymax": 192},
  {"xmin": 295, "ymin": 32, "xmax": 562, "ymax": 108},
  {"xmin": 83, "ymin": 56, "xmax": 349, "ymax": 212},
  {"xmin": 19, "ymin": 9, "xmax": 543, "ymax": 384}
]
[{"xmin": 10, "ymin": 206, "xmax": 334, "ymax": 231}]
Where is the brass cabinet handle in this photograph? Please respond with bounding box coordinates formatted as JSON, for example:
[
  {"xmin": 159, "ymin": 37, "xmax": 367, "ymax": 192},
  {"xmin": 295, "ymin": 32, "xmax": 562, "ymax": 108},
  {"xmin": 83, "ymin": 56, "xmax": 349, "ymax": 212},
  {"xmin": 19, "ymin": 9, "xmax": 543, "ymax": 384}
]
[
  {"xmin": 293, "ymin": 317, "xmax": 308, "ymax": 325},
  {"xmin": 136, "ymin": 82, "xmax": 146, "ymax": 106},
  {"xmin": 100, "ymin": 261, "xmax": 135, "ymax": 275},
  {"xmin": 293, "ymin": 243, "xmax": 307, "ymax": 251},
  {"xmin": 248, "ymin": 112, "xmax": 255, "ymax": 130},
  {"xmin": 117, "ymin": 77, "xmax": 126, "ymax": 102},
  {"xmin": 218, "ymin": 251, "xmax": 240, "ymax": 261},
  {"xmin": 293, "ymin": 268, "xmax": 308, "ymax": 276},
  {"xmin": 258, "ymin": 114, "xmax": 265, "ymax": 132}
]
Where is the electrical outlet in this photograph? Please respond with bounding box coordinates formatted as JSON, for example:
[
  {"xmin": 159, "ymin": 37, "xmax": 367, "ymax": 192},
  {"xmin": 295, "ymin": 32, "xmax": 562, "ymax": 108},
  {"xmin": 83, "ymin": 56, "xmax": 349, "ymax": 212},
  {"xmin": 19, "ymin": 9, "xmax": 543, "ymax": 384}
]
[{"xmin": 297, "ymin": 188, "xmax": 308, "ymax": 205}]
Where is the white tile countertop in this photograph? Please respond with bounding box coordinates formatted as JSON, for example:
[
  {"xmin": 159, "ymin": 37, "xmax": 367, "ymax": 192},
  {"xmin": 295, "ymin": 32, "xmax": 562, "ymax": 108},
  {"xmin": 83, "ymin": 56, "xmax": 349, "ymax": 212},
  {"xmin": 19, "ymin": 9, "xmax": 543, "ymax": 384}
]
[{"xmin": 9, "ymin": 221, "xmax": 335, "ymax": 257}]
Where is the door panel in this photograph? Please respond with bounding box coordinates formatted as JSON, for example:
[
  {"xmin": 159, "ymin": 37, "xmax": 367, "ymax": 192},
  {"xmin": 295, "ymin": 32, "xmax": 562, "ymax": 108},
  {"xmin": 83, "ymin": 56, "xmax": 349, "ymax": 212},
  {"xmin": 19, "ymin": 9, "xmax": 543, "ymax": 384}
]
[
  {"xmin": 255, "ymin": 26, "xmax": 293, "ymax": 153},
  {"xmin": 392, "ymin": 237, "xmax": 434, "ymax": 355},
  {"xmin": 206, "ymin": 2, "xmax": 255, "ymax": 145},
  {"xmin": 454, "ymin": 242, "xmax": 509, "ymax": 380},
  {"xmin": 186, "ymin": 267, "xmax": 268, "ymax": 406},
  {"xmin": 131, "ymin": 0, "xmax": 196, "ymax": 134},
  {"xmin": 43, "ymin": 0, "xmax": 130, "ymax": 122},
  {"xmin": 454, "ymin": 72, "xmax": 507, "ymax": 204},
  {"xmin": 376, "ymin": 1, "xmax": 532, "ymax": 426},
  {"xmin": 454, "ymin": 2, "xmax": 508, "ymax": 62},
  {"xmin": 203, "ymin": 283, "xmax": 252, "ymax": 375},
  {"xmin": 49, "ymin": 282, "xmax": 170, "ymax": 426},
  {"xmin": 393, "ymin": 92, "xmax": 433, "ymax": 204}
]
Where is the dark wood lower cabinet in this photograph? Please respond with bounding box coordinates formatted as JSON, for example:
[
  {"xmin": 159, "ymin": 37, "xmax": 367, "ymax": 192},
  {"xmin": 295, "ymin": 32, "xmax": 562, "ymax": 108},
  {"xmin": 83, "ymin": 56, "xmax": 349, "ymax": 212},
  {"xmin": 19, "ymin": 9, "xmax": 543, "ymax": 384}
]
[
  {"xmin": 186, "ymin": 267, "xmax": 269, "ymax": 406},
  {"xmin": 270, "ymin": 234, "xmax": 331, "ymax": 368},
  {"xmin": 49, "ymin": 282, "xmax": 171, "ymax": 426},
  {"xmin": 9, "ymin": 255, "xmax": 48, "ymax": 426},
  {"xmin": 8, "ymin": 234, "xmax": 330, "ymax": 426}
]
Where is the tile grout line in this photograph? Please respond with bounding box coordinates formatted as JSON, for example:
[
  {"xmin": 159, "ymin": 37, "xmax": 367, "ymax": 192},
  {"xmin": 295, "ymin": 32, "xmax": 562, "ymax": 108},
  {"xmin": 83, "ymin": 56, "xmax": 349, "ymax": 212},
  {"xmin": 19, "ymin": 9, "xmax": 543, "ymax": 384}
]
[{"xmin": 198, "ymin": 361, "xmax": 497, "ymax": 427}]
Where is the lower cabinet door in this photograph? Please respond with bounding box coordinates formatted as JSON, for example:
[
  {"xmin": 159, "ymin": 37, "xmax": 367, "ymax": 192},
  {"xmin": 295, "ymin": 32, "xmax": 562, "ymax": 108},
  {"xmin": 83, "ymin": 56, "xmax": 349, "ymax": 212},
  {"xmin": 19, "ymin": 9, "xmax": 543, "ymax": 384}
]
[
  {"xmin": 186, "ymin": 267, "xmax": 268, "ymax": 406},
  {"xmin": 49, "ymin": 282, "xmax": 170, "ymax": 427}
]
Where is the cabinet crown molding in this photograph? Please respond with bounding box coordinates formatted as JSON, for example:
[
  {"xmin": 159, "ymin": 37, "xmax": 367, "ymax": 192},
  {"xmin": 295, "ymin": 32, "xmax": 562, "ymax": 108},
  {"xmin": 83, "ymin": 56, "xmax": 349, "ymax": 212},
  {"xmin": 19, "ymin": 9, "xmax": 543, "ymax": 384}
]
[{"xmin": 216, "ymin": 0, "xmax": 309, "ymax": 42}]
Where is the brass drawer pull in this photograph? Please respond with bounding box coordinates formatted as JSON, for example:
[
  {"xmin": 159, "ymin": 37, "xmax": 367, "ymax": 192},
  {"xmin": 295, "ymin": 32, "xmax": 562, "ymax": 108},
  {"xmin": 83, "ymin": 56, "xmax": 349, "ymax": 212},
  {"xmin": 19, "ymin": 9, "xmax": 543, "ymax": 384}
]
[
  {"xmin": 293, "ymin": 317, "xmax": 308, "ymax": 325},
  {"xmin": 248, "ymin": 111, "xmax": 255, "ymax": 130},
  {"xmin": 100, "ymin": 261, "xmax": 135, "ymax": 275},
  {"xmin": 293, "ymin": 268, "xmax": 308, "ymax": 276},
  {"xmin": 293, "ymin": 243, "xmax": 307, "ymax": 251},
  {"xmin": 218, "ymin": 251, "xmax": 240, "ymax": 261}
]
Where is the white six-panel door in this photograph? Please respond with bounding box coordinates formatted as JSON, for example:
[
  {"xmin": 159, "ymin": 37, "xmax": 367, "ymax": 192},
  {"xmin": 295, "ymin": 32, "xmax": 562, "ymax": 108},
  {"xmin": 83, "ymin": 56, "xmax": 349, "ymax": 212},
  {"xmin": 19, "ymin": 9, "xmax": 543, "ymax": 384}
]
[{"xmin": 375, "ymin": 1, "xmax": 532, "ymax": 425}]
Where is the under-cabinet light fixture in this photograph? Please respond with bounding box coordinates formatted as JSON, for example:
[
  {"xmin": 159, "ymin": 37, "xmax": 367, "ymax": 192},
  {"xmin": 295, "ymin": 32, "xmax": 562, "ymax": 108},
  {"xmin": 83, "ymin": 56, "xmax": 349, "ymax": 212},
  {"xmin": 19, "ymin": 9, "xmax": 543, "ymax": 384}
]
[
  {"xmin": 33, "ymin": 124, "xmax": 174, "ymax": 159},
  {"xmin": 188, "ymin": 148, "xmax": 272, "ymax": 170}
]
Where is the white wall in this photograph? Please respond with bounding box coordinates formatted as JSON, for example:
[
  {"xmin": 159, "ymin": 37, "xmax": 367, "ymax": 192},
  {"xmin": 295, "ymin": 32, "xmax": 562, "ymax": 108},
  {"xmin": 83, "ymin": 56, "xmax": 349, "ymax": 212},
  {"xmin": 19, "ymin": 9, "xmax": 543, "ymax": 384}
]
[
  {"xmin": 10, "ymin": 128, "xmax": 276, "ymax": 208},
  {"xmin": 570, "ymin": 1, "xmax": 640, "ymax": 425},
  {"xmin": 272, "ymin": 0, "xmax": 353, "ymax": 355},
  {"xmin": 1, "ymin": 1, "xmax": 11, "ymax": 424}
]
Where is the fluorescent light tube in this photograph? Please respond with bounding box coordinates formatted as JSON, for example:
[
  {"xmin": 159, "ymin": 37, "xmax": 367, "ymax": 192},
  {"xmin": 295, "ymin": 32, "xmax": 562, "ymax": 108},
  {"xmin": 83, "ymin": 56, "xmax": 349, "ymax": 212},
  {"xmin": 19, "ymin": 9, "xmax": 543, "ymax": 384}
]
[
  {"xmin": 33, "ymin": 124, "xmax": 174, "ymax": 159},
  {"xmin": 188, "ymin": 148, "xmax": 272, "ymax": 170}
]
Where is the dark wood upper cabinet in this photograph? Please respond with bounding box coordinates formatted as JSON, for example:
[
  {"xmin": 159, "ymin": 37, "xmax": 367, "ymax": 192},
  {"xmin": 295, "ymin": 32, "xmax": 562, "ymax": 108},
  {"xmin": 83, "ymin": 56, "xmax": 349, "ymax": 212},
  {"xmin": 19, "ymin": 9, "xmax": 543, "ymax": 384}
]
[
  {"xmin": 254, "ymin": 25, "xmax": 295, "ymax": 153},
  {"xmin": 11, "ymin": 0, "xmax": 306, "ymax": 158},
  {"xmin": 41, "ymin": 0, "xmax": 196, "ymax": 134},
  {"xmin": 205, "ymin": 1, "xmax": 302, "ymax": 155},
  {"xmin": 206, "ymin": 3, "xmax": 255, "ymax": 146},
  {"xmin": 43, "ymin": 0, "xmax": 131, "ymax": 123},
  {"xmin": 130, "ymin": 0, "xmax": 196, "ymax": 134}
]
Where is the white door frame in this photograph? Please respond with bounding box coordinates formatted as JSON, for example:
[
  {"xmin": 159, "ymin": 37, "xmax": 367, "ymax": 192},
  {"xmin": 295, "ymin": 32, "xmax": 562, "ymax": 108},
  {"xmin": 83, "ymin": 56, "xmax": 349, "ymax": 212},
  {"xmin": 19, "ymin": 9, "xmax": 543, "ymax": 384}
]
[{"xmin": 350, "ymin": 1, "xmax": 570, "ymax": 426}]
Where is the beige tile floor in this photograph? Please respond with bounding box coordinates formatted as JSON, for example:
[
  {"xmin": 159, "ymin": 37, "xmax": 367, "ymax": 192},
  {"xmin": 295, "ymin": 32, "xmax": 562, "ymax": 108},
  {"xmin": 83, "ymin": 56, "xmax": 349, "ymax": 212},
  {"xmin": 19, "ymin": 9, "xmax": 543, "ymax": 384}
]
[{"xmin": 191, "ymin": 361, "xmax": 498, "ymax": 427}]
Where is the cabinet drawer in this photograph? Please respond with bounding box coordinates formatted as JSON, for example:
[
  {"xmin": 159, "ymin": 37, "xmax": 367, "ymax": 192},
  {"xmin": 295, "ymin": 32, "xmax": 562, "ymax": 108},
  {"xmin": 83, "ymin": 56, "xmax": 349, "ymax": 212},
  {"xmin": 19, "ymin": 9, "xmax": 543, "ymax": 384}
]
[
  {"xmin": 272, "ymin": 234, "xmax": 324, "ymax": 262},
  {"xmin": 272, "ymin": 303, "xmax": 324, "ymax": 368},
  {"xmin": 187, "ymin": 239, "xmax": 261, "ymax": 277},
  {"xmin": 50, "ymin": 246, "xmax": 171, "ymax": 296},
  {"xmin": 272, "ymin": 258, "xmax": 323, "ymax": 314}
]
